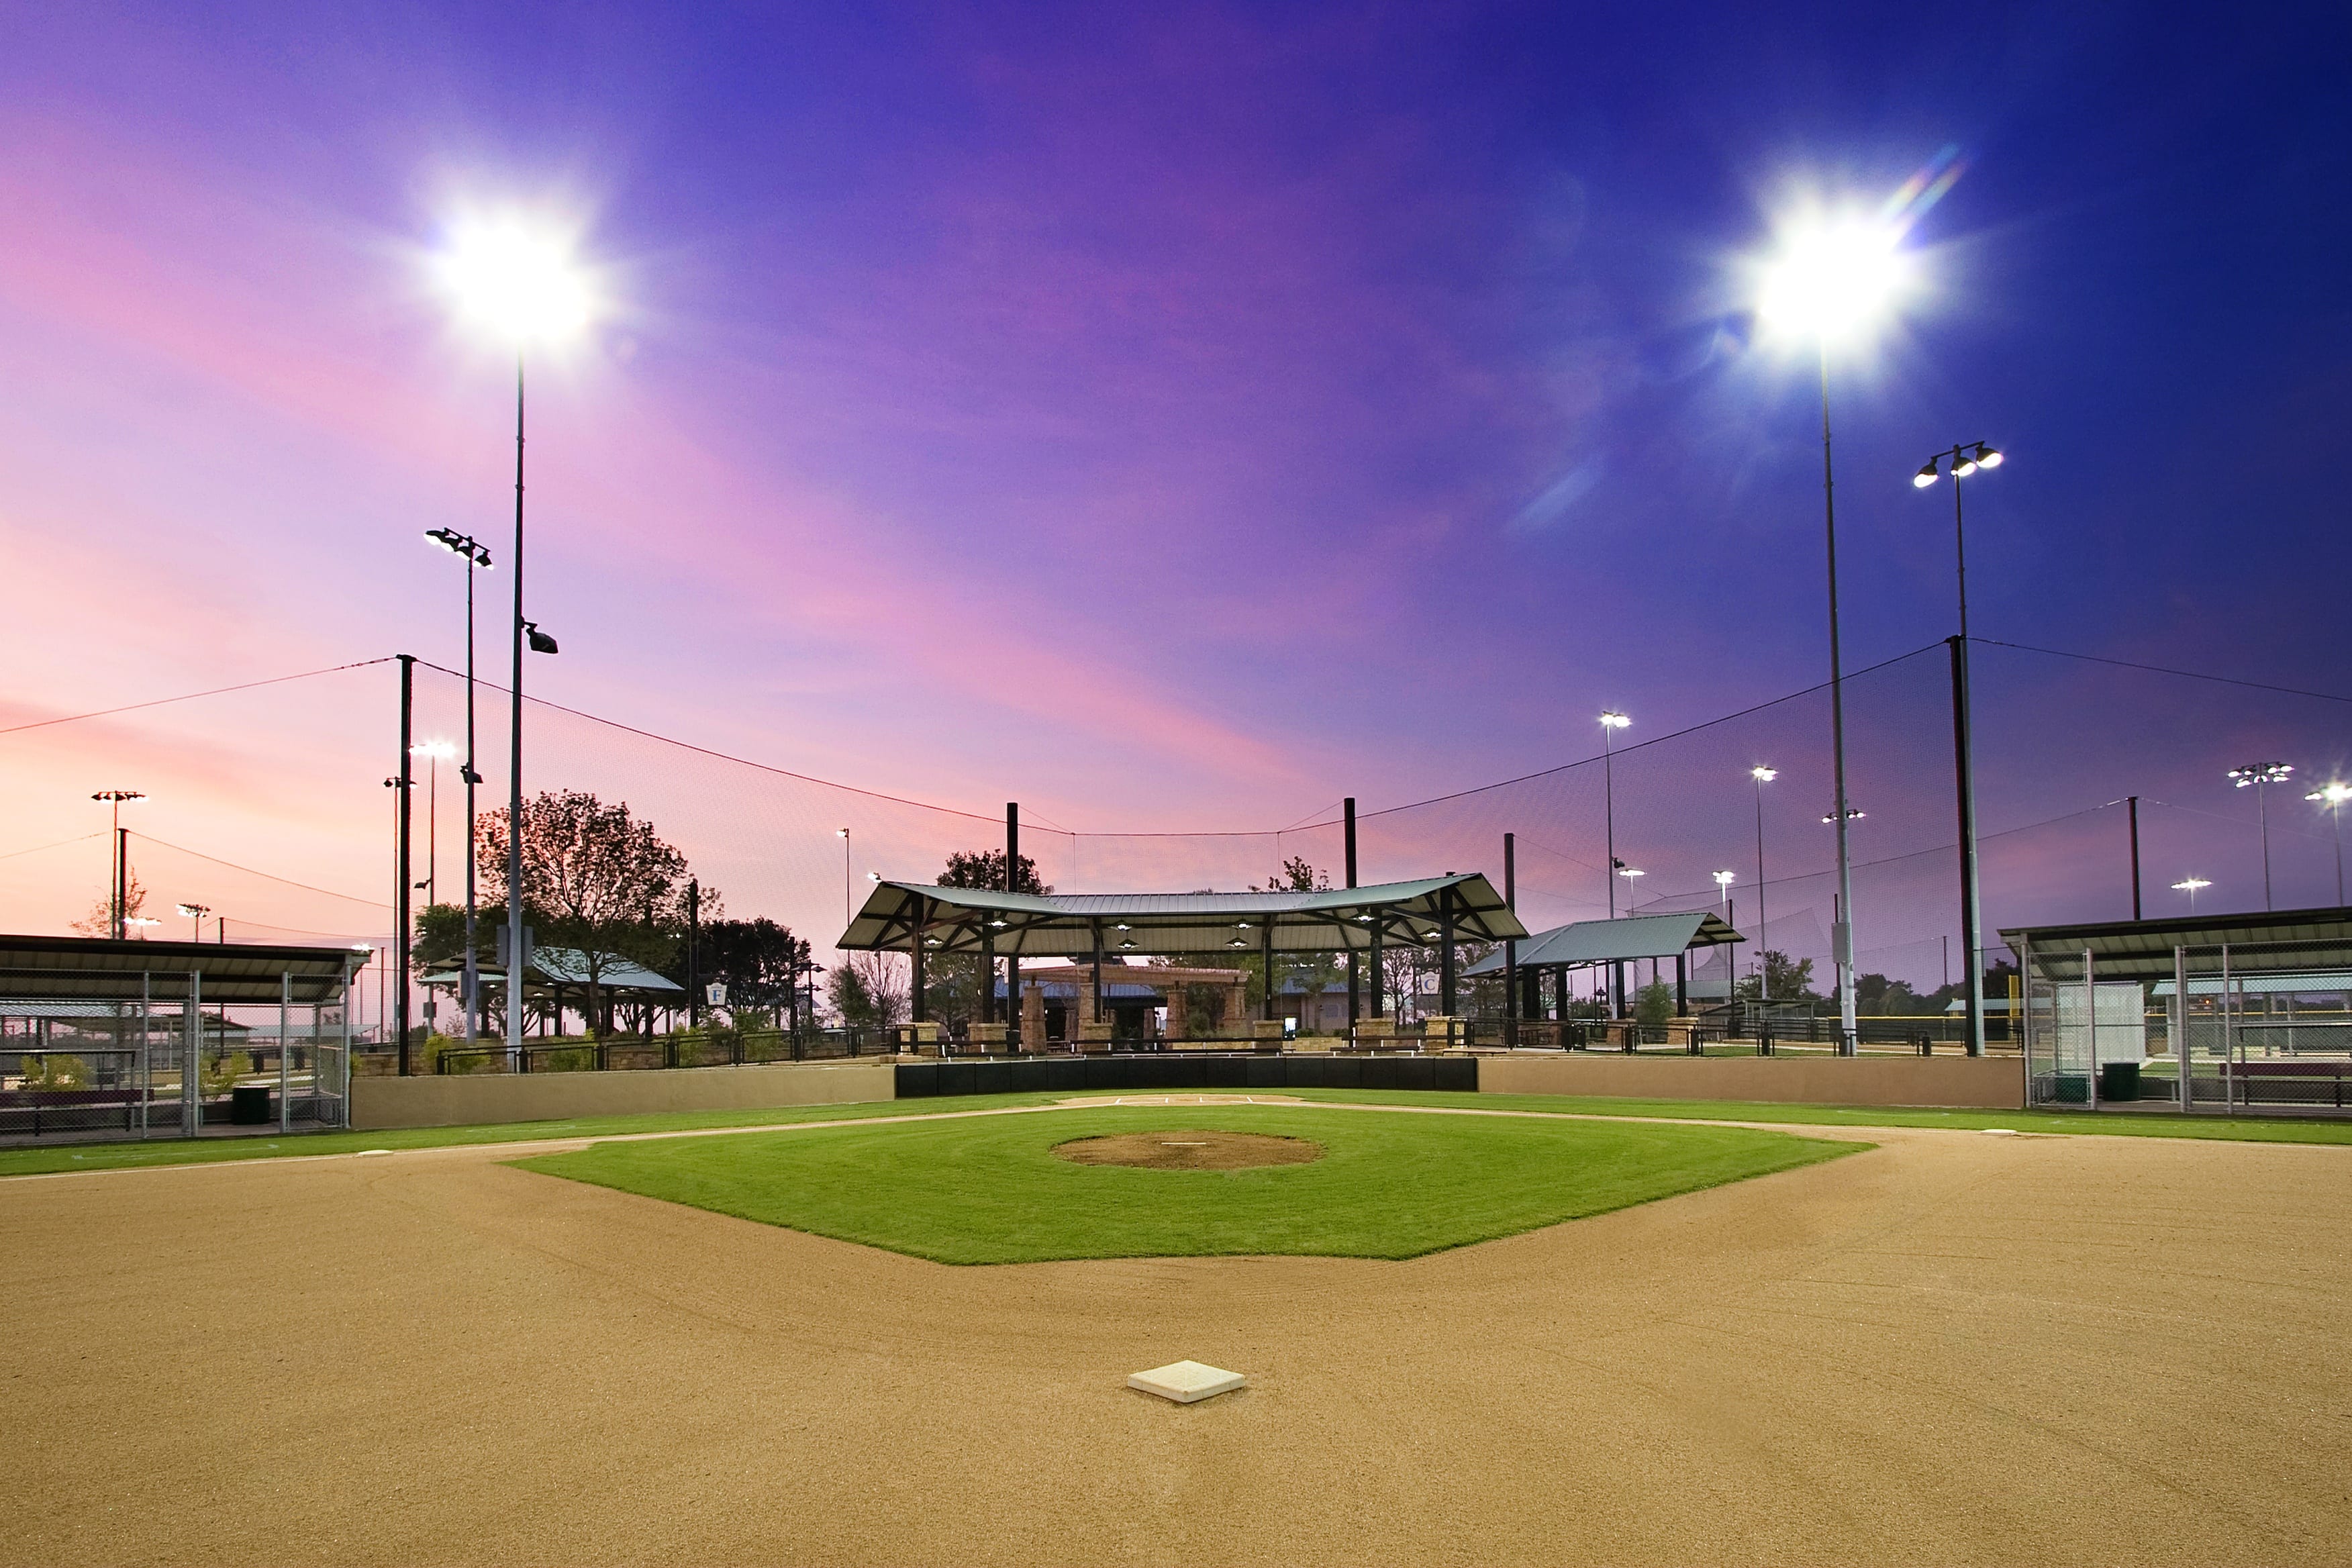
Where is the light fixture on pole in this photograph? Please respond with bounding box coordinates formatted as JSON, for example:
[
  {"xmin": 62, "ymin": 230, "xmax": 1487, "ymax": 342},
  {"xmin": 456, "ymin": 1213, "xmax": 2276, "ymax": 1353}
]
[
  {"xmin": 2306, "ymin": 782, "xmax": 2350, "ymax": 906},
  {"xmin": 90, "ymin": 789, "xmax": 145, "ymax": 939},
  {"xmin": 2227, "ymin": 762, "xmax": 2294, "ymax": 911},
  {"xmin": 175, "ymin": 902, "xmax": 211, "ymax": 942},
  {"xmin": 1913, "ymin": 440, "xmax": 2003, "ymax": 1057},
  {"xmin": 1749, "ymin": 767, "xmax": 1775, "ymax": 1001},
  {"xmin": 408, "ymin": 740, "xmax": 456, "ymax": 906},
  {"xmin": 2171, "ymin": 876, "xmax": 2210, "ymax": 912},
  {"xmin": 424, "ymin": 527, "xmax": 494, "ymax": 1050},
  {"xmin": 434, "ymin": 213, "xmax": 597, "ymax": 1070},
  {"xmin": 1757, "ymin": 210, "xmax": 1912, "ymax": 1055},
  {"xmin": 1600, "ymin": 712, "xmax": 1630, "ymax": 920}
]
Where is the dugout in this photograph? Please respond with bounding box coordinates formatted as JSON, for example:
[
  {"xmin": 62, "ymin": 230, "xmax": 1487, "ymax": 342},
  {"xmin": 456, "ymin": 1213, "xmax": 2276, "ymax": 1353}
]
[
  {"xmin": 1461, "ymin": 911, "xmax": 1745, "ymax": 1022},
  {"xmin": 2005, "ymin": 906, "xmax": 2352, "ymax": 1113},
  {"xmin": 0, "ymin": 934, "xmax": 360, "ymax": 1140}
]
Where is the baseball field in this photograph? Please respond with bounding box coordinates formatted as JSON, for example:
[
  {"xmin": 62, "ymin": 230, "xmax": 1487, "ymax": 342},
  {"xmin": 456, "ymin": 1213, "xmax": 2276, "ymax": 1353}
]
[{"xmin": 5, "ymin": 1093, "xmax": 2348, "ymax": 1565}]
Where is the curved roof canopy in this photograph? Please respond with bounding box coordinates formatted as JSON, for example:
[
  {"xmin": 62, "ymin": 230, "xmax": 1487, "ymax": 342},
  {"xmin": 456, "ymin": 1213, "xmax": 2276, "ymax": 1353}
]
[
  {"xmin": 1461, "ymin": 912, "xmax": 1744, "ymax": 975},
  {"xmin": 839, "ymin": 873, "xmax": 1526, "ymax": 958}
]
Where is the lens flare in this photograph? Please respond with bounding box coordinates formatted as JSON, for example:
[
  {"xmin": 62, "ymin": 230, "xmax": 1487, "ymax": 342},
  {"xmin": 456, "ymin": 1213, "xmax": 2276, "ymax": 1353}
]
[
  {"xmin": 1756, "ymin": 217, "xmax": 1912, "ymax": 341},
  {"xmin": 433, "ymin": 216, "xmax": 597, "ymax": 343}
]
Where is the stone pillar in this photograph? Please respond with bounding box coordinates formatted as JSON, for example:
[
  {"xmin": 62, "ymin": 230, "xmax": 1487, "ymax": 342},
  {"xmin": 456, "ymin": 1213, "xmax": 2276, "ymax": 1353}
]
[
  {"xmin": 1167, "ymin": 981, "xmax": 1189, "ymax": 1040},
  {"xmin": 1226, "ymin": 982, "xmax": 1248, "ymax": 1036},
  {"xmin": 1022, "ymin": 983, "xmax": 1045, "ymax": 1046}
]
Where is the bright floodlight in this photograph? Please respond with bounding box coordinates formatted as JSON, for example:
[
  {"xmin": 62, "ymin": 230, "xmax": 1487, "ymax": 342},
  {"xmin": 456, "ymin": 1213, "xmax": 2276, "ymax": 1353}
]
[
  {"xmin": 1617, "ymin": 866, "xmax": 1645, "ymax": 880},
  {"xmin": 411, "ymin": 739, "xmax": 457, "ymax": 761},
  {"xmin": 2228, "ymin": 762, "xmax": 2293, "ymax": 787},
  {"xmin": 434, "ymin": 217, "xmax": 596, "ymax": 343},
  {"xmin": 2171, "ymin": 877, "xmax": 2210, "ymax": 891},
  {"xmin": 2307, "ymin": 782, "xmax": 2352, "ymax": 806},
  {"xmin": 1599, "ymin": 710, "xmax": 1630, "ymax": 730},
  {"xmin": 1912, "ymin": 460, "xmax": 1940, "ymax": 489},
  {"xmin": 1973, "ymin": 443, "xmax": 2003, "ymax": 469},
  {"xmin": 1751, "ymin": 765, "xmax": 1777, "ymax": 783},
  {"xmin": 1712, "ymin": 870, "xmax": 1736, "ymax": 887},
  {"xmin": 1757, "ymin": 217, "xmax": 1910, "ymax": 341}
]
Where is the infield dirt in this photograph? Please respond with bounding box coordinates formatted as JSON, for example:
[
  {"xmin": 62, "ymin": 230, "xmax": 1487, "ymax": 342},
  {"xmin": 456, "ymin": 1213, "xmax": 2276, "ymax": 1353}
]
[{"xmin": 5, "ymin": 1106, "xmax": 2349, "ymax": 1566}]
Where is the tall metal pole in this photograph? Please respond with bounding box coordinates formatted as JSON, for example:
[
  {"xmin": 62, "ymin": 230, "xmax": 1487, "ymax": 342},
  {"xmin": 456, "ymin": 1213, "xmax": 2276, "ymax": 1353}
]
[
  {"xmin": 395, "ymin": 654, "xmax": 414, "ymax": 1076},
  {"xmin": 505, "ymin": 354, "xmax": 528, "ymax": 1067},
  {"xmin": 113, "ymin": 824, "xmax": 128, "ymax": 940},
  {"xmin": 1344, "ymin": 797, "xmax": 1360, "ymax": 1030},
  {"xmin": 1753, "ymin": 770, "xmax": 1771, "ymax": 1004},
  {"xmin": 1818, "ymin": 346, "xmax": 1859, "ymax": 1055},
  {"xmin": 462, "ymin": 550, "xmax": 481, "ymax": 1048},
  {"xmin": 685, "ymin": 878, "xmax": 701, "ymax": 1029},
  {"xmin": 1949, "ymin": 637, "xmax": 1985, "ymax": 1058},
  {"xmin": 1005, "ymin": 803, "xmax": 1019, "ymax": 1042},
  {"xmin": 2258, "ymin": 778, "xmax": 2273, "ymax": 912},
  {"xmin": 1502, "ymin": 832, "xmax": 1518, "ymax": 1046},
  {"xmin": 2128, "ymin": 796, "xmax": 2143, "ymax": 920}
]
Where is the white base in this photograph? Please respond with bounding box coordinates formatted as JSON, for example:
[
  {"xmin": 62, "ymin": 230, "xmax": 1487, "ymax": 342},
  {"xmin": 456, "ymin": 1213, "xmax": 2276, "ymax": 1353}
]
[{"xmin": 1128, "ymin": 1360, "xmax": 1246, "ymax": 1404}]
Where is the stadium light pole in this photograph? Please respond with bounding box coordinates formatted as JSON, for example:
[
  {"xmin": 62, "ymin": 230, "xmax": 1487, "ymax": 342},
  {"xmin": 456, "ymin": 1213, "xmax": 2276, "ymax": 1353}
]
[
  {"xmin": 91, "ymin": 789, "xmax": 145, "ymax": 938},
  {"xmin": 1600, "ymin": 711, "xmax": 1630, "ymax": 918},
  {"xmin": 1758, "ymin": 213, "xmax": 1912, "ymax": 1055},
  {"xmin": 837, "ymin": 828, "xmax": 852, "ymax": 928},
  {"xmin": 1749, "ymin": 767, "xmax": 1775, "ymax": 1000},
  {"xmin": 2306, "ymin": 782, "xmax": 2350, "ymax": 905},
  {"xmin": 424, "ymin": 528, "xmax": 493, "ymax": 1047},
  {"xmin": 176, "ymin": 902, "xmax": 211, "ymax": 942},
  {"xmin": 1914, "ymin": 441, "xmax": 2001, "ymax": 1055},
  {"xmin": 2227, "ymin": 762, "xmax": 2294, "ymax": 911},
  {"xmin": 2171, "ymin": 876, "xmax": 2210, "ymax": 912},
  {"xmin": 434, "ymin": 215, "xmax": 595, "ymax": 1068}
]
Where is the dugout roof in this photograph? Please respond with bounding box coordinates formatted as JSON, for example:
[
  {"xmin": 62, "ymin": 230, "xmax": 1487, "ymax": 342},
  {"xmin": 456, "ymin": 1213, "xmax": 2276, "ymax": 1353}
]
[
  {"xmin": 0, "ymin": 934, "xmax": 360, "ymax": 1005},
  {"xmin": 1460, "ymin": 912, "xmax": 1744, "ymax": 976},
  {"xmin": 2002, "ymin": 906, "xmax": 2352, "ymax": 982},
  {"xmin": 839, "ymin": 873, "xmax": 1528, "ymax": 957}
]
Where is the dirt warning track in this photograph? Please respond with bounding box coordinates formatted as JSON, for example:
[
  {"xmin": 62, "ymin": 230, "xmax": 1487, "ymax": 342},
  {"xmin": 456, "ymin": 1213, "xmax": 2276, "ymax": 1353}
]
[{"xmin": 4, "ymin": 1110, "xmax": 2349, "ymax": 1566}]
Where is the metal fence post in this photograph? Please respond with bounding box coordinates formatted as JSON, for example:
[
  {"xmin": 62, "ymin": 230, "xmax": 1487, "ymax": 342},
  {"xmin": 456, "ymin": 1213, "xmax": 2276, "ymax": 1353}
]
[
  {"xmin": 2219, "ymin": 943, "xmax": 2234, "ymax": 1114},
  {"xmin": 184, "ymin": 969, "xmax": 202, "ymax": 1136},
  {"xmin": 279, "ymin": 971, "xmax": 291, "ymax": 1133},
  {"xmin": 2084, "ymin": 947, "xmax": 2099, "ymax": 1110},
  {"xmin": 2174, "ymin": 946, "xmax": 2190, "ymax": 1114}
]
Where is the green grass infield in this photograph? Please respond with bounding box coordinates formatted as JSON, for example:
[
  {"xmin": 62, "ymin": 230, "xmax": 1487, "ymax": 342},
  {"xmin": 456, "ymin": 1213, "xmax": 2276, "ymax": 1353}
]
[{"xmin": 511, "ymin": 1104, "xmax": 1859, "ymax": 1264}]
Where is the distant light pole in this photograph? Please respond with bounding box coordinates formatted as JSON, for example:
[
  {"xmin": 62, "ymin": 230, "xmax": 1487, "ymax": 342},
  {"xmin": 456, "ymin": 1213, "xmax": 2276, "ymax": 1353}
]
[
  {"xmin": 424, "ymin": 526, "xmax": 493, "ymax": 1048},
  {"xmin": 2306, "ymin": 782, "xmax": 2350, "ymax": 905},
  {"xmin": 2171, "ymin": 876, "xmax": 2211, "ymax": 912},
  {"xmin": 2228, "ymin": 762, "xmax": 2294, "ymax": 911},
  {"xmin": 176, "ymin": 902, "xmax": 211, "ymax": 942},
  {"xmin": 1913, "ymin": 440, "xmax": 2003, "ymax": 1057},
  {"xmin": 1749, "ymin": 767, "xmax": 1775, "ymax": 1000},
  {"xmin": 1711, "ymin": 869, "xmax": 1736, "ymax": 1002},
  {"xmin": 837, "ymin": 828, "xmax": 852, "ymax": 928},
  {"xmin": 1759, "ymin": 213, "xmax": 1912, "ymax": 1055},
  {"xmin": 1600, "ymin": 712, "xmax": 1630, "ymax": 918},
  {"xmin": 434, "ymin": 215, "xmax": 593, "ymax": 1067},
  {"xmin": 90, "ymin": 789, "xmax": 145, "ymax": 938},
  {"xmin": 409, "ymin": 739, "xmax": 457, "ymax": 905}
]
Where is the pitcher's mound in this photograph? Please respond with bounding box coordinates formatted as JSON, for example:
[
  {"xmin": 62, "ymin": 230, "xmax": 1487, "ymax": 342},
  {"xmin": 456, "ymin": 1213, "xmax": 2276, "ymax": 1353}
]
[{"xmin": 1053, "ymin": 1130, "xmax": 1326, "ymax": 1171}]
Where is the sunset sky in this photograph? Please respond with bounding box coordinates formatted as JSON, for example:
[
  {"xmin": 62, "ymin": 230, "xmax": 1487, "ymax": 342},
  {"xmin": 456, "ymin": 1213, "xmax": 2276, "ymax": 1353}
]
[{"xmin": 3, "ymin": 3, "xmax": 2347, "ymax": 993}]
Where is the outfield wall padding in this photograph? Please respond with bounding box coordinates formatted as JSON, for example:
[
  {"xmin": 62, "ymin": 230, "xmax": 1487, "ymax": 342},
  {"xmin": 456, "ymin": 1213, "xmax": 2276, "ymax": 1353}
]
[
  {"xmin": 349, "ymin": 1060, "xmax": 896, "ymax": 1130},
  {"xmin": 1476, "ymin": 1053, "xmax": 2024, "ymax": 1109},
  {"xmin": 893, "ymin": 1054, "xmax": 1479, "ymax": 1098}
]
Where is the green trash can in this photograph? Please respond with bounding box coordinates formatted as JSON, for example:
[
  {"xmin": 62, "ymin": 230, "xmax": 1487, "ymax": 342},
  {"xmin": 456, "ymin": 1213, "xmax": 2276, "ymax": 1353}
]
[
  {"xmin": 2052, "ymin": 1074, "xmax": 2089, "ymax": 1104},
  {"xmin": 230, "ymin": 1085, "xmax": 273, "ymax": 1125},
  {"xmin": 2099, "ymin": 1062, "xmax": 2141, "ymax": 1102}
]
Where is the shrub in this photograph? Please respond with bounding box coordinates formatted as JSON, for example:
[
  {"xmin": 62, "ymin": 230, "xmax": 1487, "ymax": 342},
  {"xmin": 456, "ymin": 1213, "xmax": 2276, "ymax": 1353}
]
[
  {"xmin": 1634, "ymin": 979, "xmax": 1675, "ymax": 1027},
  {"xmin": 19, "ymin": 1054, "xmax": 90, "ymax": 1092}
]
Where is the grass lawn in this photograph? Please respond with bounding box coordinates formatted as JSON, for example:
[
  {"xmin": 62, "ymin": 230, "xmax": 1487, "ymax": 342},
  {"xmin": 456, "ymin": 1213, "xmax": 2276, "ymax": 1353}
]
[
  {"xmin": 0, "ymin": 1093, "xmax": 1069, "ymax": 1179},
  {"xmin": 513, "ymin": 1104, "xmax": 1858, "ymax": 1263}
]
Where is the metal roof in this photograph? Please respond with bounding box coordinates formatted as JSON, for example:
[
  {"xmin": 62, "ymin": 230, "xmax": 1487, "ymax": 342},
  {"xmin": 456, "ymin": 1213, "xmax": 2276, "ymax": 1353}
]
[
  {"xmin": 839, "ymin": 873, "xmax": 1527, "ymax": 957},
  {"xmin": 1461, "ymin": 912, "xmax": 1745, "ymax": 975},
  {"xmin": 0, "ymin": 934, "xmax": 359, "ymax": 1005},
  {"xmin": 2002, "ymin": 906, "xmax": 2352, "ymax": 982},
  {"xmin": 419, "ymin": 946, "xmax": 685, "ymax": 994},
  {"xmin": 2148, "ymin": 971, "xmax": 2352, "ymax": 997}
]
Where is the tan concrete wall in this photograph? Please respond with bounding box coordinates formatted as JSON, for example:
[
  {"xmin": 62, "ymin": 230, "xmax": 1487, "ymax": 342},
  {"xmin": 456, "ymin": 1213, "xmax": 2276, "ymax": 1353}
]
[
  {"xmin": 350, "ymin": 1060, "xmax": 896, "ymax": 1131},
  {"xmin": 1478, "ymin": 1052, "xmax": 2024, "ymax": 1110}
]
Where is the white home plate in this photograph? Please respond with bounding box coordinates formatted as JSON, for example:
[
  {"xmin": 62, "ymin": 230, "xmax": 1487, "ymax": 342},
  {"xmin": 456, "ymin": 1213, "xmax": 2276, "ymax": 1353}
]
[{"xmin": 1128, "ymin": 1361, "xmax": 1246, "ymax": 1404}]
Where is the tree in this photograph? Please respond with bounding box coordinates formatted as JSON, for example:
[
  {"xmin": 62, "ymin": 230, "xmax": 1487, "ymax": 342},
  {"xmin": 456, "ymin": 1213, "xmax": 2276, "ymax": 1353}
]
[
  {"xmin": 937, "ymin": 848, "xmax": 1050, "ymax": 895},
  {"xmin": 1855, "ymin": 972, "xmax": 1924, "ymax": 1015},
  {"xmin": 475, "ymin": 790, "xmax": 710, "ymax": 1034},
  {"xmin": 70, "ymin": 868, "xmax": 150, "ymax": 938},
  {"xmin": 1734, "ymin": 949, "xmax": 1819, "ymax": 1003},
  {"xmin": 830, "ymin": 951, "xmax": 907, "ymax": 1029},
  {"xmin": 1263, "ymin": 856, "xmax": 1329, "ymax": 893},
  {"xmin": 695, "ymin": 918, "xmax": 810, "ymax": 1023},
  {"xmin": 1634, "ymin": 977, "xmax": 1675, "ymax": 1026}
]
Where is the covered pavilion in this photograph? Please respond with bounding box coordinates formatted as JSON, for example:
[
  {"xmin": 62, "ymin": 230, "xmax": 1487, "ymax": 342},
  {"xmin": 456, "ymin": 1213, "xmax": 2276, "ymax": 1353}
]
[
  {"xmin": 838, "ymin": 873, "xmax": 1526, "ymax": 1032},
  {"xmin": 1462, "ymin": 911, "xmax": 1745, "ymax": 1019}
]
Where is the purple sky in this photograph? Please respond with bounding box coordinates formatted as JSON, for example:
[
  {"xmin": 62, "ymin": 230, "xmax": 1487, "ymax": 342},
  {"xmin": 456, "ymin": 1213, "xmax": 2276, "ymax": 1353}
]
[{"xmin": 3, "ymin": 3, "xmax": 2347, "ymax": 982}]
